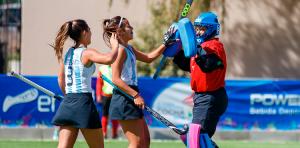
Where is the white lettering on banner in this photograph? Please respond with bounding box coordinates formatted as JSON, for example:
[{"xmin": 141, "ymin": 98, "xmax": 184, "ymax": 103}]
[
  {"xmin": 38, "ymin": 96, "xmax": 50, "ymax": 112},
  {"xmin": 250, "ymin": 94, "xmax": 300, "ymax": 106},
  {"xmin": 278, "ymin": 107, "xmax": 300, "ymax": 115},
  {"xmin": 51, "ymin": 96, "xmax": 56, "ymax": 112},
  {"xmin": 2, "ymin": 88, "xmax": 38, "ymax": 112},
  {"xmin": 249, "ymin": 107, "xmax": 277, "ymax": 115},
  {"xmin": 249, "ymin": 93, "xmax": 300, "ymax": 115},
  {"xmin": 2, "ymin": 89, "xmax": 57, "ymax": 113},
  {"xmin": 249, "ymin": 107, "xmax": 300, "ymax": 115},
  {"xmin": 38, "ymin": 95, "xmax": 56, "ymax": 112}
]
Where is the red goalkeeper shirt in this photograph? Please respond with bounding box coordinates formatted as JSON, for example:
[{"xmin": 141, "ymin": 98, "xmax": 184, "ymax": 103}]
[{"xmin": 190, "ymin": 38, "xmax": 227, "ymax": 92}]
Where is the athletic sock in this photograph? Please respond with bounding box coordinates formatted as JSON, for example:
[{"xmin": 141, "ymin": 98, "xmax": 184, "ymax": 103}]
[
  {"xmin": 111, "ymin": 120, "xmax": 119, "ymax": 138},
  {"xmin": 102, "ymin": 116, "xmax": 108, "ymax": 138}
]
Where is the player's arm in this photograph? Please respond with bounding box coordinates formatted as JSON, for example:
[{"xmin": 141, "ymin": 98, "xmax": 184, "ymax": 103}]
[
  {"xmin": 57, "ymin": 59, "xmax": 66, "ymax": 95},
  {"xmin": 173, "ymin": 50, "xmax": 191, "ymax": 72},
  {"xmin": 195, "ymin": 47, "xmax": 224, "ymax": 73},
  {"xmin": 132, "ymin": 45, "xmax": 166, "ymax": 63},
  {"xmin": 133, "ymin": 26, "xmax": 177, "ymax": 63}
]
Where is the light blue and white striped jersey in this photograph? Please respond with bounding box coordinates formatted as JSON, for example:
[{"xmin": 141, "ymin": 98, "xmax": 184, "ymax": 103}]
[
  {"xmin": 64, "ymin": 47, "xmax": 95, "ymax": 93},
  {"xmin": 120, "ymin": 45, "xmax": 138, "ymax": 86}
]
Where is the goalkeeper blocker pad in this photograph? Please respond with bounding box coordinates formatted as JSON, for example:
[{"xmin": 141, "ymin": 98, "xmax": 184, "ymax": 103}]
[{"xmin": 178, "ymin": 18, "xmax": 197, "ymax": 57}]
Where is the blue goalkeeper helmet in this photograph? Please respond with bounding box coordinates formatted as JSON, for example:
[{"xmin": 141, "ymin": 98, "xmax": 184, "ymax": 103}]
[{"xmin": 194, "ymin": 12, "xmax": 220, "ymax": 44}]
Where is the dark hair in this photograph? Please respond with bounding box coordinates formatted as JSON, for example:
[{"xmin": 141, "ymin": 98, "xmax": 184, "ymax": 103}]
[
  {"xmin": 102, "ymin": 16, "xmax": 126, "ymax": 47},
  {"xmin": 53, "ymin": 19, "xmax": 89, "ymax": 61}
]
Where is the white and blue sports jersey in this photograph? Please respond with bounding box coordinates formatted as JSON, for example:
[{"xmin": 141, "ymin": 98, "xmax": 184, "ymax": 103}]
[
  {"xmin": 120, "ymin": 45, "xmax": 138, "ymax": 86},
  {"xmin": 64, "ymin": 47, "xmax": 95, "ymax": 93}
]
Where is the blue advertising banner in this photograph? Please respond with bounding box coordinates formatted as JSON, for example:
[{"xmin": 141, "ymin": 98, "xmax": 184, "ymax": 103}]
[
  {"xmin": 0, "ymin": 74, "xmax": 300, "ymax": 130},
  {"xmin": 221, "ymin": 80, "xmax": 300, "ymax": 130},
  {"xmin": 0, "ymin": 75, "xmax": 61, "ymax": 127}
]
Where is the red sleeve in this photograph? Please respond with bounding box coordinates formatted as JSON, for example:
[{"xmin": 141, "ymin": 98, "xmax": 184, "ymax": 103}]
[
  {"xmin": 202, "ymin": 42, "xmax": 222, "ymax": 58},
  {"xmin": 96, "ymin": 71, "xmax": 103, "ymax": 97}
]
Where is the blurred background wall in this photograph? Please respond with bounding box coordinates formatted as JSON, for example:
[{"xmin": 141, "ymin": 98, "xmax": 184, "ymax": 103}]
[
  {"xmin": 1, "ymin": 0, "xmax": 299, "ymax": 78},
  {"xmin": 21, "ymin": 0, "xmax": 150, "ymax": 75},
  {"xmin": 222, "ymin": 0, "xmax": 300, "ymax": 78}
]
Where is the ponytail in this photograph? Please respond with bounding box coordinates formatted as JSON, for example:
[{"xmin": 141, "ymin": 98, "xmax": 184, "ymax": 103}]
[
  {"xmin": 102, "ymin": 16, "xmax": 125, "ymax": 47},
  {"xmin": 53, "ymin": 22, "xmax": 71, "ymax": 61},
  {"xmin": 51, "ymin": 19, "xmax": 89, "ymax": 61},
  {"xmin": 102, "ymin": 19, "xmax": 112, "ymax": 47}
]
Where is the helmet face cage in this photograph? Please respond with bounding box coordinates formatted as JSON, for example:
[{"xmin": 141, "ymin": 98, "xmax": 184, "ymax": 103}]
[
  {"xmin": 201, "ymin": 23, "xmax": 219, "ymax": 36},
  {"xmin": 194, "ymin": 12, "xmax": 220, "ymax": 44}
]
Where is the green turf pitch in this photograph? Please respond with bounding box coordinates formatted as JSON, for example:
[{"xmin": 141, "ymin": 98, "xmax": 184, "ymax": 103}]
[{"xmin": 0, "ymin": 140, "xmax": 299, "ymax": 148}]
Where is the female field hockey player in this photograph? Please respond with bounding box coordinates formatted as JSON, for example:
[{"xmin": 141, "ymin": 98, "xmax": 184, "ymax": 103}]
[
  {"xmin": 173, "ymin": 12, "xmax": 228, "ymax": 148},
  {"xmin": 51, "ymin": 19, "xmax": 119, "ymax": 148},
  {"xmin": 102, "ymin": 16, "xmax": 176, "ymax": 148}
]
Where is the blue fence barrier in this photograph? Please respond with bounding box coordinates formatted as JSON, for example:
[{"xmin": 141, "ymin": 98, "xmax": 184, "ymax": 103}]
[{"xmin": 0, "ymin": 74, "xmax": 300, "ymax": 130}]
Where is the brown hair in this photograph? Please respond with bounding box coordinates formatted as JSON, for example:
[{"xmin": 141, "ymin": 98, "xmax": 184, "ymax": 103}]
[
  {"xmin": 102, "ymin": 16, "xmax": 126, "ymax": 47},
  {"xmin": 53, "ymin": 19, "xmax": 89, "ymax": 61}
]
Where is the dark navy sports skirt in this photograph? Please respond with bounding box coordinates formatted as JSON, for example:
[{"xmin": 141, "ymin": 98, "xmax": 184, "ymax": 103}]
[
  {"xmin": 52, "ymin": 93, "xmax": 101, "ymax": 129},
  {"xmin": 109, "ymin": 86, "xmax": 144, "ymax": 120}
]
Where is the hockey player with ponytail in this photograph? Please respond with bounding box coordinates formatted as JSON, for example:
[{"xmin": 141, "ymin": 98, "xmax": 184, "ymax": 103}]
[{"xmin": 51, "ymin": 19, "xmax": 119, "ymax": 148}]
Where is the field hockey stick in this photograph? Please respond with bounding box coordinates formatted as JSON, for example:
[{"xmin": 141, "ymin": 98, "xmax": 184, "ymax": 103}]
[
  {"xmin": 9, "ymin": 71, "xmax": 63, "ymax": 101},
  {"xmin": 101, "ymin": 74, "xmax": 189, "ymax": 135},
  {"xmin": 153, "ymin": 0, "xmax": 194, "ymax": 79}
]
